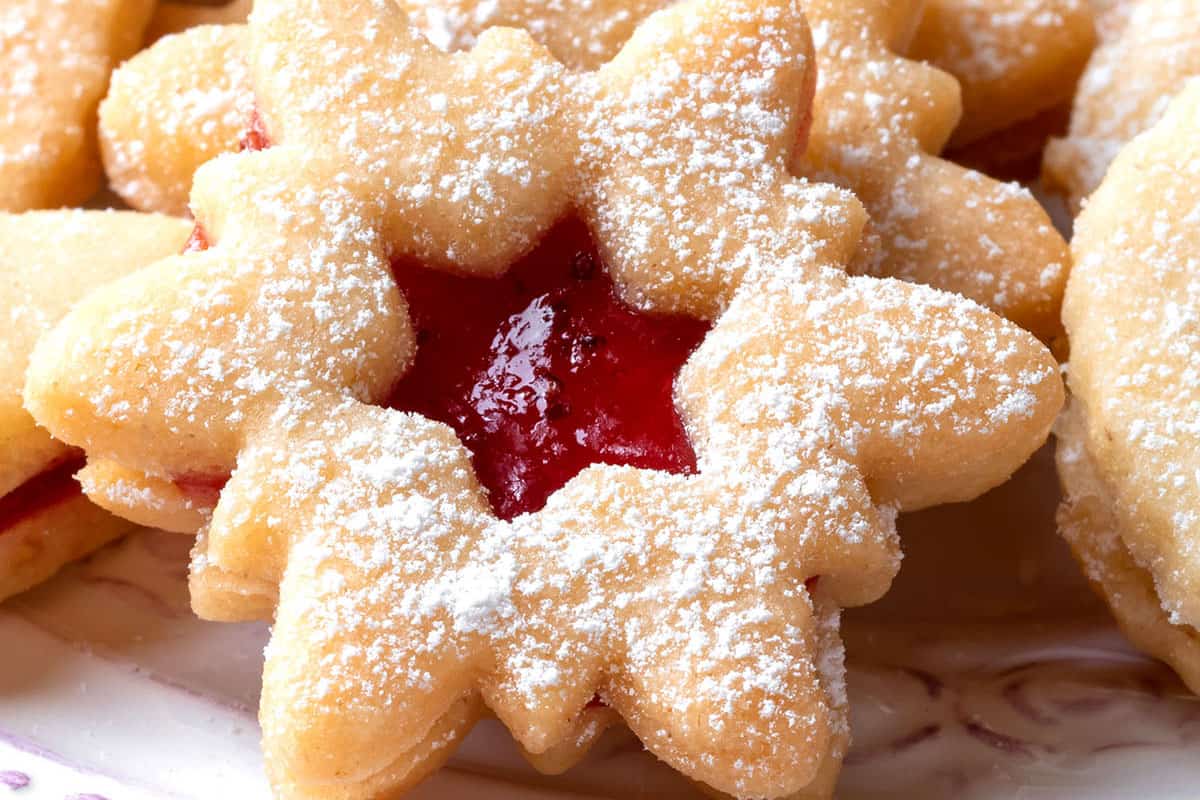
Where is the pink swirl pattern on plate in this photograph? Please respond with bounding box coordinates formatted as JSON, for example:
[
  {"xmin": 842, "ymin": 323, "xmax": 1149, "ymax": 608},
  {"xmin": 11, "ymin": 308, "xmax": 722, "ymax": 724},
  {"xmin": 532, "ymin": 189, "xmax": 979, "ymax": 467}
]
[{"xmin": 0, "ymin": 770, "xmax": 30, "ymax": 789}]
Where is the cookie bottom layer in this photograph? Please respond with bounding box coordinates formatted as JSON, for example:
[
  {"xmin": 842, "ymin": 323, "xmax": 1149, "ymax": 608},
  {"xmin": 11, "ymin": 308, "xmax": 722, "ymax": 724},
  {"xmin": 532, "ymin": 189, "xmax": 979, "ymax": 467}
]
[{"xmin": 1056, "ymin": 400, "xmax": 1200, "ymax": 692}]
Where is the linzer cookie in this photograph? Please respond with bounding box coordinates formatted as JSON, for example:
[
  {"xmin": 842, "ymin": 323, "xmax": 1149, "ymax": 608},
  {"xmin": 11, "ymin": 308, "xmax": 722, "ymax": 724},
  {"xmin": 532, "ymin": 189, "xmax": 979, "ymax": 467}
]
[
  {"xmin": 0, "ymin": 210, "xmax": 191, "ymax": 602},
  {"xmin": 0, "ymin": 0, "xmax": 154, "ymax": 211},
  {"xmin": 37, "ymin": 0, "xmax": 863, "ymax": 536},
  {"xmin": 26, "ymin": 0, "xmax": 1062, "ymax": 796},
  {"xmin": 1057, "ymin": 82, "xmax": 1200, "ymax": 694},
  {"xmin": 1044, "ymin": 0, "xmax": 1200, "ymax": 212},
  {"xmin": 97, "ymin": 0, "xmax": 1070, "ymax": 339},
  {"xmin": 910, "ymin": 0, "xmax": 1095, "ymax": 149}
]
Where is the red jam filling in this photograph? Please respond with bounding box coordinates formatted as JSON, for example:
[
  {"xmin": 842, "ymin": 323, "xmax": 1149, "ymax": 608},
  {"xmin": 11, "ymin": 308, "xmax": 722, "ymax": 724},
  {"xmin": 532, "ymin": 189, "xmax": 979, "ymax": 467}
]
[
  {"xmin": 240, "ymin": 109, "xmax": 271, "ymax": 153},
  {"xmin": 182, "ymin": 225, "xmax": 209, "ymax": 252},
  {"xmin": 387, "ymin": 219, "xmax": 709, "ymax": 519},
  {"xmin": 0, "ymin": 457, "xmax": 87, "ymax": 535},
  {"xmin": 173, "ymin": 473, "xmax": 228, "ymax": 509}
]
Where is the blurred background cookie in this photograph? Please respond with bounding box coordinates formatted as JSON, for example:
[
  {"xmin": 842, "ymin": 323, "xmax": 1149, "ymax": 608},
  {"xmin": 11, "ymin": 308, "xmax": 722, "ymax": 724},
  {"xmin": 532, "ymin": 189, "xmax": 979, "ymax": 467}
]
[{"xmin": 0, "ymin": 0, "xmax": 154, "ymax": 210}]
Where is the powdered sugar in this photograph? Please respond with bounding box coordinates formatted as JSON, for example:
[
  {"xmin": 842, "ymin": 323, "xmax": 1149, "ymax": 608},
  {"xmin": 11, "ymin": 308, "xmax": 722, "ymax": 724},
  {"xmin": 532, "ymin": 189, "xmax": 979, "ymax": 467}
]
[
  {"xmin": 1044, "ymin": 0, "xmax": 1200, "ymax": 211},
  {"xmin": 799, "ymin": 0, "xmax": 1069, "ymax": 339},
  {"xmin": 101, "ymin": 24, "xmax": 254, "ymax": 217}
]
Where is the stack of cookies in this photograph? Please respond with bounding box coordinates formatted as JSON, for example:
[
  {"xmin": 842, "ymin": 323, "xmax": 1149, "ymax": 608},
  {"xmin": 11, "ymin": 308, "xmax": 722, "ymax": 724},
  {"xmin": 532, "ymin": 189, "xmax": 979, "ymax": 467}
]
[{"xmin": 1, "ymin": 0, "xmax": 1196, "ymax": 797}]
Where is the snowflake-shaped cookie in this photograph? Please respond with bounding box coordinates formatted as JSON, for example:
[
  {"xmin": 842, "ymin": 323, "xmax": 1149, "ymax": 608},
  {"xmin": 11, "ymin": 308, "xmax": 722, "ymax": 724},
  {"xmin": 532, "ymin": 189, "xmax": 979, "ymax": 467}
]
[{"xmin": 27, "ymin": 0, "xmax": 1062, "ymax": 796}]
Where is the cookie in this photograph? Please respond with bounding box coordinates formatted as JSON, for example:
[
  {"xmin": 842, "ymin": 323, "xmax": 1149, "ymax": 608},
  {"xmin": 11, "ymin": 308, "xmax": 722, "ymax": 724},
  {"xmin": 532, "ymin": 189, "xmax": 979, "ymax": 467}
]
[
  {"xmin": 97, "ymin": 0, "xmax": 1069, "ymax": 339},
  {"xmin": 0, "ymin": 210, "xmax": 191, "ymax": 602},
  {"xmin": 0, "ymin": 0, "xmax": 155, "ymax": 211},
  {"xmin": 1057, "ymin": 81, "xmax": 1200, "ymax": 693},
  {"xmin": 35, "ymin": 0, "xmax": 860, "ymax": 529},
  {"xmin": 798, "ymin": 0, "xmax": 1069, "ymax": 341},
  {"xmin": 27, "ymin": 0, "xmax": 1061, "ymax": 795},
  {"xmin": 1044, "ymin": 0, "xmax": 1200, "ymax": 213},
  {"xmin": 909, "ymin": 0, "xmax": 1095, "ymax": 149}
]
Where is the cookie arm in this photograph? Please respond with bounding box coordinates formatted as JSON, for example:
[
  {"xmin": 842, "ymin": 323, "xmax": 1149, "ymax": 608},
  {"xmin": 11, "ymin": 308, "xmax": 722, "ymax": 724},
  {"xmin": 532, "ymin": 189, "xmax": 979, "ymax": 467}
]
[
  {"xmin": 843, "ymin": 277, "xmax": 1063, "ymax": 509},
  {"xmin": 100, "ymin": 24, "xmax": 252, "ymax": 216}
]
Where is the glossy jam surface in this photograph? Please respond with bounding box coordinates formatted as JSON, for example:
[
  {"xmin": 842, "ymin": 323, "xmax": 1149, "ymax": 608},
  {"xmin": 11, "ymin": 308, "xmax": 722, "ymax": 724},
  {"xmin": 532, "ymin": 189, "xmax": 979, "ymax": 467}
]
[
  {"xmin": 173, "ymin": 473, "xmax": 228, "ymax": 509},
  {"xmin": 0, "ymin": 457, "xmax": 87, "ymax": 534},
  {"xmin": 388, "ymin": 220, "xmax": 709, "ymax": 519}
]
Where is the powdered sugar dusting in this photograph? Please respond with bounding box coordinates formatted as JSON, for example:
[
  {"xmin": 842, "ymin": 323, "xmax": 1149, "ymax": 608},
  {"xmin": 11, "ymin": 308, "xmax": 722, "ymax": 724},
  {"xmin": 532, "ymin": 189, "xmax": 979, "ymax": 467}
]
[
  {"xmin": 910, "ymin": 0, "xmax": 1093, "ymax": 147},
  {"xmin": 2, "ymin": 210, "xmax": 190, "ymax": 498},
  {"xmin": 101, "ymin": 24, "xmax": 255, "ymax": 216},
  {"xmin": 99, "ymin": 0, "xmax": 1068, "ymax": 337},
  {"xmin": 398, "ymin": 0, "xmax": 665, "ymax": 68},
  {"xmin": 798, "ymin": 0, "xmax": 1068, "ymax": 338},
  {"xmin": 208, "ymin": 255, "xmax": 1059, "ymax": 795},
  {"xmin": 918, "ymin": 0, "xmax": 1089, "ymax": 83}
]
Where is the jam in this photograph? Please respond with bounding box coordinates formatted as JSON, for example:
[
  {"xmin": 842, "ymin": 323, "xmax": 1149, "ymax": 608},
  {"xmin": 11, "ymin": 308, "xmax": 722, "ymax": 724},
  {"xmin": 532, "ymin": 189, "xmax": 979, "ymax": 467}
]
[
  {"xmin": 388, "ymin": 220, "xmax": 709, "ymax": 519},
  {"xmin": 240, "ymin": 109, "xmax": 271, "ymax": 152},
  {"xmin": 0, "ymin": 457, "xmax": 87, "ymax": 534},
  {"xmin": 173, "ymin": 473, "xmax": 228, "ymax": 508},
  {"xmin": 182, "ymin": 224, "xmax": 209, "ymax": 252}
]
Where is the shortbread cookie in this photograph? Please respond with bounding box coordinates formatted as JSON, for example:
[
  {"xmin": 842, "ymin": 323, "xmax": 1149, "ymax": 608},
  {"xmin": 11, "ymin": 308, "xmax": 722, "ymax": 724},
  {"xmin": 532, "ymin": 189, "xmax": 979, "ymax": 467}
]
[
  {"xmin": 0, "ymin": 210, "xmax": 191, "ymax": 601},
  {"xmin": 910, "ymin": 0, "xmax": 1095, "ymax": 149},
  {"xmin": 1057, "ymin": 82, "xmax": 1200, "ymax": 693},
  {"xmin": 1044, "ymin": 0, "xmax": 1200, "ymax": 212},
  {"xmin": 0, "ymin": 0, "xmax": 154, "ymax": 211},
  {"xmin": 39, "ymin": 0, "xmax": 864, "ymax": 530},
  {"xmin": 26, "ymin": 0, "xmax": 1062, "ymax": 796},
  {"xmin": 98, "ymin": 0, "xmax": 1069, "ymax": 339}
]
